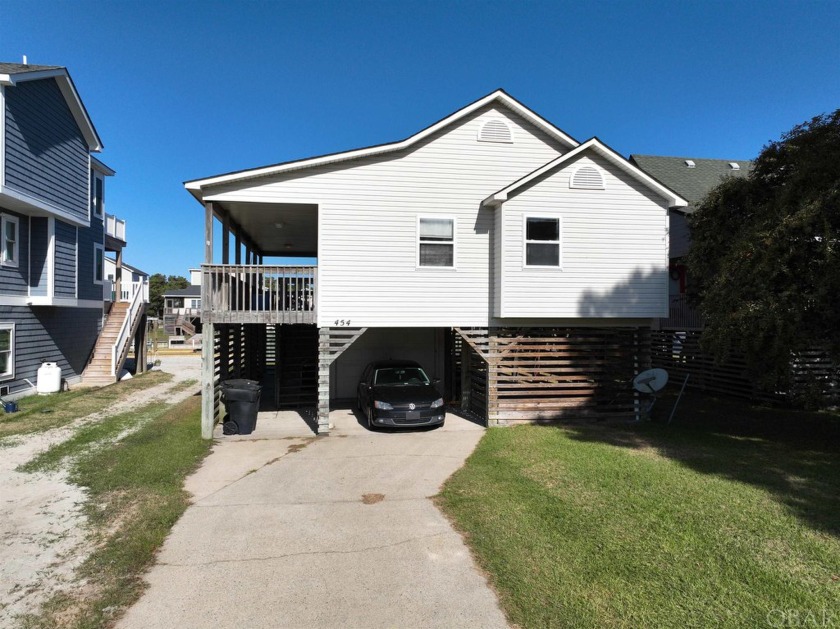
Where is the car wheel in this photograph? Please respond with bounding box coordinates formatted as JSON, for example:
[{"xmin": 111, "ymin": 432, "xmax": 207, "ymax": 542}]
[{"xmin": 367, "ymin": 407, "xmax": 375, "ymax": 431}]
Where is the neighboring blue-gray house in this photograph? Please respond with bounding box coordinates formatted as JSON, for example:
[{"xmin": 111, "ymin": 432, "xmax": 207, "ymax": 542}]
[{"xmin": 0, "ymin": 61, "xmax": 145, "ymax": 394}]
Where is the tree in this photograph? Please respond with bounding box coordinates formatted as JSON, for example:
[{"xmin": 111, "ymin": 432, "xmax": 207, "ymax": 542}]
[
  {"xmin": 147, "ymin": 273, "xmax": 189, "ymax": 318},
  {"xmin": 686, "ymin": 109, "xmax": 840, "ymax": 392}
]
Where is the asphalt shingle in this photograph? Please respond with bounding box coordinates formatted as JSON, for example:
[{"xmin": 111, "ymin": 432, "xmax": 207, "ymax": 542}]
[
  {"xmin": 630, "ymin": 154, "xmax": 753, "ymax": 212},
  {"xmin": 0, "ymin": 62, "xmax": 63, "ymax": 75}
]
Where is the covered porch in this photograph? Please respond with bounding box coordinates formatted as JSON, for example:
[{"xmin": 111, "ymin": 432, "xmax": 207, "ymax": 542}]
[{"xmin": 199, "ymin": 199, "xmax": 323, "ymax": 438}]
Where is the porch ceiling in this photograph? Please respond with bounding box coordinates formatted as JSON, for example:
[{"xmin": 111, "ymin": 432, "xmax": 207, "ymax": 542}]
[{"xmin": 219, "ymin": 201, "xmax": 318, "ymax": 257}]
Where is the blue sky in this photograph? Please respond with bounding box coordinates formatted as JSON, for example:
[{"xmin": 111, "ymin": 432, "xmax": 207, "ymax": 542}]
[{"xmin": 4, "ymin": 0, "xmax": 839, "ymax": 276}]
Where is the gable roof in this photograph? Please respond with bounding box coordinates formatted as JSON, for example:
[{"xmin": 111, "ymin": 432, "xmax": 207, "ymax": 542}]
[
  {"xmin": 185, "ymin": 89, "xmax": 580, "ymax": 195},
  {"xmin": 105, "ymin": 257, "xmax": 148, "ymax": 277},
  {"xmin": 630, "ymin": 154, "xmax": 752, "ymax": 212},
  {"xmin": 0, "ymin": 62, "xmax": 103, "ymax": 151},
  {"xmin": 483, "ymin": 138, "xmax": 688, "ymax": 208}
]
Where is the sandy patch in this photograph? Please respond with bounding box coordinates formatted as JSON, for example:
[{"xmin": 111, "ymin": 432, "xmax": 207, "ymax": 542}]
[{"xmin": 0, "ymin": 355, "xmax": 200, "ymax": 625}]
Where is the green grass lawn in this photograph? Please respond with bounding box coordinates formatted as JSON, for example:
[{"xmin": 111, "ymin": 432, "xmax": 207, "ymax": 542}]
[
  {"xmin": 437, "ymin": 393, "xmax": 840, "ymax": 628},
  {"xmin": 0, "ymin": 371, "xmax": 172, "ymax": 440},
  {"xmin": 20, "ymin": 394, "xmax": 211, "ymax": 629}
]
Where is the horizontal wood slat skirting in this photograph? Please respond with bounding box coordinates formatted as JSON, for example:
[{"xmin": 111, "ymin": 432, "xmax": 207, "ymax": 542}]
[
  {"xmin": 651, "ymin": 329, "xmax": 840, "ymax": 406},
  {"xmin": 457, "ymin": 327, "xmax": 649, "ymax": 423}
]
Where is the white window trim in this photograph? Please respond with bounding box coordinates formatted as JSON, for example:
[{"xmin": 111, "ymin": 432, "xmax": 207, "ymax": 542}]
[
  {"xmin": 523, "ymin": 215, "xmax": 563, "ymax": 269},
  {"xmin": 1, "ymin": 214, "xmax": 19, "ymax": 268},
  {"xmin": 91, "ymin": 171, "xmax": 104, "ymax": 219},
  {"xmin": 0, "ymin": 323, "xmax": 15, "ymax": 382},
  {"xmin": 93, "ymin": 243, "xmax": 104, "ymax": 285},
  {"xmin": 416, "ymin": 215, "xmax": 457, "ymax": 270}
]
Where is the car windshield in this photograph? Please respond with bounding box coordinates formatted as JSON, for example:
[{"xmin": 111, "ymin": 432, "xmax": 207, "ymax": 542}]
[{"xmin": 373, "ymin": 367, "xmax": 430, "ymax": 386}]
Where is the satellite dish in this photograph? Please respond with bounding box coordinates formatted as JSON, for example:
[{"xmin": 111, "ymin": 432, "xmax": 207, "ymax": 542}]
[{"xmin": 633, "ymin": 368, "xmax": 669, "ymax": 394}]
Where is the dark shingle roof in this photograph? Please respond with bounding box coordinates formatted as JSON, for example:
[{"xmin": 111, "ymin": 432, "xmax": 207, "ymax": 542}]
[
  {"xmin": 0, "ymin": 62, "xmax": 63, "ymax": 74},
  {"xmin": 163, "ymin": 286, "xmax": 201, "ymax": 298},
  {"xmin": 630, "ymin": 155, "xmax": 753, "ymax": 212}
]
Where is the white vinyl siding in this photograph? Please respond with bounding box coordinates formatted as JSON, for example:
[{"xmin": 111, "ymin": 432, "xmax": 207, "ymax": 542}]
[
  {"xmin": 498, "ymin": 152, "xmax": 669, "ymax": 319},
  {"xmin": 207, "ymin": 103, "xmax": 569, "ymax": 327},
  {"xmin": 1, "ymin": 215, "xmax": 19, "ymax": 267}
]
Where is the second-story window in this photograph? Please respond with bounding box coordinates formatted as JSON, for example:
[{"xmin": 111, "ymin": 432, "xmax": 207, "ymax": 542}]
[
  {"xmin": 0, "ymin": 214, "xmax": 20, "ymax": 266},
  {"xmin": 1, "ymin": 215, "xmax": 19, "ymax": 267},
  {"xmin": 91, "ymin": 172, "xmax": 104, "ymax": 218},
  {"xmin": 524, "ymin": 216, "xmax": 561, "ymax": 267},
  {"xmin": 418, "ymin": 217, "xmax": 455, "ymax": 267}
]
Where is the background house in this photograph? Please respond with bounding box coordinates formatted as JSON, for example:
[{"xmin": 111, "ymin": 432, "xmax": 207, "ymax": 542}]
[
  {"xmin": 626, "ymin": 154, "xmax": 828, "ymax": 405},
  {"xmin": 186, "ymin": 90, "xmax": 687, "ymax": 437},
  {"xmin": 630, "ymin": 155, "xmax": 753, "ymax": 329},
  {"xmin": 0, "ymin": 61, "xmax": 146, "ymax": 394},
  {"xmin": 105, "ymin": 257, "xmax": 149, "ymax": 303},
  {"xmin": 162, "ymin": 269, "xmax": 201, "ymax": 337}
]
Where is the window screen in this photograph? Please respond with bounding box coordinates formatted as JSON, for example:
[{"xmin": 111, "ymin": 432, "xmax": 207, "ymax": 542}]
[
  {"xmin": 419, "ymin": 218, "xmax": 454, "ymax": 267},
  {"xmin": 525, "ymin": 217, "xmax": 560, "ymax": 267}
]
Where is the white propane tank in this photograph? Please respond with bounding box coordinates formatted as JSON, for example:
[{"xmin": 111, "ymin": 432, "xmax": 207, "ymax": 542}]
[{"xmin": 37, "ymin": 362, "xmax": 62, "ymax": 394}]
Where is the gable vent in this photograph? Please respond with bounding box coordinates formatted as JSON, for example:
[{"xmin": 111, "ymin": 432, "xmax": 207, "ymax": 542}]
[
  {"xmin": 478, "ymin": 119, "xmax": 513, "ymax": 143},
  {"xmin": 570, "ymin": 165, "xmax": 605, "ymax": 190}
]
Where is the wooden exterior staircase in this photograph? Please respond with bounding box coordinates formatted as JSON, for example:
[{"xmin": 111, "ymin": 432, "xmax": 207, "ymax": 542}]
[
  {"xmin": 163, "ymin": 312, "xmax": 197, "ymax": 336},
  {"xmin": 82, "ymin": 284, "xmax": 147, "ymax": 386}
]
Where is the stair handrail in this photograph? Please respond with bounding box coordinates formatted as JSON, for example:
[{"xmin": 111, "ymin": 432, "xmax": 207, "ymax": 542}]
[{"xmin": 111, "ymin": 281, "xmax": 145, "ymax": 376}]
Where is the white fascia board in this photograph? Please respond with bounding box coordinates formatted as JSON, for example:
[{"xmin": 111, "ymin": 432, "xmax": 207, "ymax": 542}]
[
  {"xmin": 0, "ymin": 186, "xmax": 90, "ymax": 227},
  {"xmin": 2, "ymin": 69, "xmax": 103, "ymax": 152},
  {"xmin": 185, "ymin": 90, "xmax": 580, "ymax": 194},
  {"xmin": 484, "ymin": 138, "xmax": 689, "ymax": 209}
]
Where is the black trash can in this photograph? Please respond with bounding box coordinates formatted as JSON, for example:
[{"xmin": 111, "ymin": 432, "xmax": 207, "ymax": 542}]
[{"xmin": 221, "ymin": 379, "xmax": 262, "ymax": 435}]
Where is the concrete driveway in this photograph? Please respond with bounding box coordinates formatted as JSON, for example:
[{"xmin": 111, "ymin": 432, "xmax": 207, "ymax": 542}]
[{"xmin": 118, "ymin": 407, "xmax": 509, "ymax": 629}]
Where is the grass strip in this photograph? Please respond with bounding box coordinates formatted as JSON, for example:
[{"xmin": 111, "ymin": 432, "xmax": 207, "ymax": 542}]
[
  {"xmin": 18, "ymin": 399, "xmax": 171, "ymax": 473},
  {"xmin": 0, "ymin": 371, "xmax": 172, "ymax": 440},
  {"xmin": 20, "ymin": 394, "xmax": 211, "ymax": 629},
  {"xmin": 438, "ymin": 393, "xmax": 840, "ymax": 629}
]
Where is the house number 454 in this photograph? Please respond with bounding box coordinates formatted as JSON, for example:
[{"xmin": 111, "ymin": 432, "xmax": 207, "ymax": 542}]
[{"xmin": 334, "ymin": 319, "xmax": 351, "ymax": 326}]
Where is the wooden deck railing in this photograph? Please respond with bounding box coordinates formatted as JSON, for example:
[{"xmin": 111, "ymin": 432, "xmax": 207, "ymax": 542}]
[
  {"xmin": 201, "ymin": 264, "xmax": 317, "ymax": 323},
  {"xmin": 660, "ymin": 294, "xmax": 703, "ymax": 330}
]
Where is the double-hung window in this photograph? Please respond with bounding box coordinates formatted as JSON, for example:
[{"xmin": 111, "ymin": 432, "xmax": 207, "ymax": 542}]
[
  {"xmin": 1, "ymin": 215, "xmax": 19, "ymax": 267},
  {"xmin": 524, "ymin": 216, "xmax": 561, "ymax": 267},
  {"xmin": 418, "ymin": 217, "xmax": 455, "ymax": 267},
  {"xmin": 0, "ymin": 324, "xmax": 14, "ymax": 380}
]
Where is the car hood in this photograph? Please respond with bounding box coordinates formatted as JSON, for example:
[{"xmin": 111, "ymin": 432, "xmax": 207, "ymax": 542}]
[{"xmin": 371, "ymin": 385, "xmax": 441, "ymax": 405}]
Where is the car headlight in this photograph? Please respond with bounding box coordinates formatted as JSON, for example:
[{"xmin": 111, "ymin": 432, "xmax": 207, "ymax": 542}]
[
  {"xmin": 374, "ymin": 400, "xmax": 393, "ymax": 410},
  {"xmin": 430, "ymin": 398, "xmax": 444, "ymax": 409}
]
